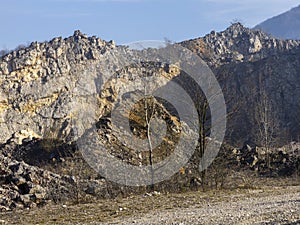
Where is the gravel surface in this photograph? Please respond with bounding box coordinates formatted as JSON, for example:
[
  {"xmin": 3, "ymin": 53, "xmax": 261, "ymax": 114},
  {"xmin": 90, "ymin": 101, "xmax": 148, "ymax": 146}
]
[
  {"xmin": 107, "ymin": 186, "xmax": 300, "ymax": 225},
  {"xmin": 0, "ymin": 185, "xmax": 299, "ymax": 224}
]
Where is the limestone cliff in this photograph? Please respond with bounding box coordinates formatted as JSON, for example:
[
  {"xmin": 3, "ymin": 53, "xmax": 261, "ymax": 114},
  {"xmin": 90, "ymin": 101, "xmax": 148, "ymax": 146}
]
[
  {"xmin": 1, "ymin": 24, "xmax": 300, "ymax": 211},
  {"xmin": 1, "ymin": 24, "xmax": 300, "ymax": 146},
  {"xmin": 181, "ymin": 23, "xmax": 300, "ymax": 145},
  {"xmin": 0, "ymin": 30, "xmax": 115, "ymax": 144}
]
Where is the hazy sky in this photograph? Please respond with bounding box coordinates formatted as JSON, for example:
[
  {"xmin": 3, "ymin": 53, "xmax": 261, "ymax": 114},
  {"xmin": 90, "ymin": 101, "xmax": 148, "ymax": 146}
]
[{"xmin": 0, "ymin": 0, "xmax": 299, "ymax": 49}]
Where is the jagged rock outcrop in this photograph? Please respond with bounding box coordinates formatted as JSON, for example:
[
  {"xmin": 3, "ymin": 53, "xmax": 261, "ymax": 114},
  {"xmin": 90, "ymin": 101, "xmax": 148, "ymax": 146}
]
[
  {"xmin": 0, "ymin": 30, "xmax": 115, "ymax": 144},
  {"xmin": 181, "ymin": 23, "xmax": 300, "ymax": 67}
]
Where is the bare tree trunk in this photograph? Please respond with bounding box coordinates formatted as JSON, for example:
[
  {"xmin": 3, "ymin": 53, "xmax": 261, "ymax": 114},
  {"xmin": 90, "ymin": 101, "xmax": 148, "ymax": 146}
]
[
  {"xmin": 144, "ymin": 86, "xmax": 155, "ymax": 191},
  {"xmin": 198, "ymin": 101, "xmax": 208, "ymax": 191},
  {"xmin": 255, "ymin": 89, "xmax": 279, "ymax": 171}
]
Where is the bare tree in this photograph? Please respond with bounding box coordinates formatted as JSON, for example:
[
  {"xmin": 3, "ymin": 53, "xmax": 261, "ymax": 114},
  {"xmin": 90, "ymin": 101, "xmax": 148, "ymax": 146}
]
[
  {"xmin": 143, "ymin": 91, "xmax": 156, "ymax": 191},
  {"xmin": 195, "ymin": 94, "xmax": 209, "ymax": 190},
  {"xmin": 254, "ymin": 90, "xmax": 279, "ymax": 168}
]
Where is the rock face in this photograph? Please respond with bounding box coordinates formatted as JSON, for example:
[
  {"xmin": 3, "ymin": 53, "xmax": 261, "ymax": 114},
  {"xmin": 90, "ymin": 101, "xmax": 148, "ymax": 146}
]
[
  {"xmin": 181, "ymin": 23, "xmax": 300, "ymax": 145},
  {"xmin": 0, "ymin": 31, "xmax": 198, "ymax": 210},
  {"xmin": 0, "ymin": 30, "xmax": 115, "ymax": 144},
  {"xmin": 1, "ymin": 24, "xmax": 300, "ymax": 148},
  {"xmin": 0, "ymin": 31, "xmax": 120, "ymax": 210},
  {"xmin": 0, "ymin": 25, "xmax": 300, "ymax": 211},
  {"xmin": 255, "ymin": 5, "xmax": 300, "ymax": 40}
]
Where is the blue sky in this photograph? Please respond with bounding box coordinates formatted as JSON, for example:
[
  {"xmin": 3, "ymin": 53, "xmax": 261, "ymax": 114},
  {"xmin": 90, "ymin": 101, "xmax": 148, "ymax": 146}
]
[{"xmin": 0, "ymin": 0, "xmax": 299, "ymax": 49}]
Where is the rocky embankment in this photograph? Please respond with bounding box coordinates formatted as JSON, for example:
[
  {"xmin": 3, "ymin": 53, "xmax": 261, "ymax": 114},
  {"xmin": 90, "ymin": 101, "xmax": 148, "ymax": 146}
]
[
  {"xmin": 0, "ymin": 152, "xmax": 75, "ymax": 211},
  {"xmin": 0, "ymin": 137, "xmax": 298, "ymax": 211}
]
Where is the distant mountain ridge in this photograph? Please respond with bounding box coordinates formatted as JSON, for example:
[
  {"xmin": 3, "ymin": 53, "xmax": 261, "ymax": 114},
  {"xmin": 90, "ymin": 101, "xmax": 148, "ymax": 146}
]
[{"xmin": 255, "ymin": 5, "xmax": 300, "ymax": 40}]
